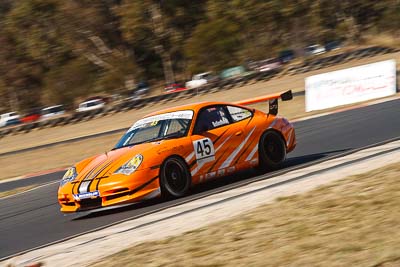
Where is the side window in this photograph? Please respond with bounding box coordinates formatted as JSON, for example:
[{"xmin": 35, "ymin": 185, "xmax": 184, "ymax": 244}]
[
  {"xmin": 164, "ymin": 119, "xmax": 187, "ymax": 136},
  {"xmin": 194, "ymin": 106, "xmax": 230, "ymax": 133},
  {"xmin": 227, "ymin": 106, "xmax": 252, "ymax": 122}
]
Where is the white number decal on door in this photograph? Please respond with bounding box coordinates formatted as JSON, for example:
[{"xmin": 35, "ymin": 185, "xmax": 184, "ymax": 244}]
[{"xmin": 193, "ymin": 138, "xmax": 215, "ymax": 162}]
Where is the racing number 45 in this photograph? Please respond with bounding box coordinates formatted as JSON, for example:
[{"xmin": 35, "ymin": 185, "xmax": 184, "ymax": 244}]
[
  {"xmin": 193, "ymin": 138, "xmax": 215, "ymax": 161},
  {"xmin": 197, "ymin": 139, "xmax": 211, "ymax": 156}
]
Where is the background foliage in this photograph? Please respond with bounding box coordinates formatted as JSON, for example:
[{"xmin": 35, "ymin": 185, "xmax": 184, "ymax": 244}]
[{"xmin": 0, "ymin": 0, "xmax": 399, "ymax": 112}]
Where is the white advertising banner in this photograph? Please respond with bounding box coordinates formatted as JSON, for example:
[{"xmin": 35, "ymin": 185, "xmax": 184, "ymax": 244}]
[{"xmin": 305, "ymin": 60, "xmax": 397, "ymax": 112}]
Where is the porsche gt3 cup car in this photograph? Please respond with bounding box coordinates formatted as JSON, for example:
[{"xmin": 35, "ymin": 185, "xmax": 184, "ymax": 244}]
[{"xmin": 58, "ymin": 90, "xmax": 296, "ymax": 213}]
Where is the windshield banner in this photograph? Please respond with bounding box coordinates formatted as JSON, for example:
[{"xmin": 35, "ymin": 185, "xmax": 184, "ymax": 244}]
[{"xmin": 128, "ymin": 110, "xmax": 194, "ymax": 131}]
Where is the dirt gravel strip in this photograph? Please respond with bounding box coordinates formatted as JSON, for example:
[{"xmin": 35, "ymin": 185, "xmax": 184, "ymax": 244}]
[{"xmin": 3, "ymin": 138, "xmax": 400, "ymax": 267}]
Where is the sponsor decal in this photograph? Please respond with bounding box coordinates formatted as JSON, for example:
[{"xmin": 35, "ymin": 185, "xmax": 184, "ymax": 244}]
[
  {"xmin": 217, "ymin": 169, "xmax": 226, "ymax": 176},
  {"xmin": 305, "ymin": 59, "xmax": 396, "ymax": 111},
  {"xmin": 205, "ymin": 171, "xmax": 216, "ymax": 180},
  {"xmin": 73, "ymin": 190, "xmax": 100, "ymax": 201},
  {"xmin": 212, "ymin": 117, "xmax": 229, "ymax": 127}
]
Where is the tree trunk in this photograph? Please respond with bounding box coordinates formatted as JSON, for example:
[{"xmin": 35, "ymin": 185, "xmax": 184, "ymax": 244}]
[
  {"xmin": 150, "ymin": 2, "xmax": 175, "ymax": 84},
  {"xmin": 7, "ymin": 87, "xmax": 19, "ymax": 111},
  {"xmin": 155, "ymin": 45, "xmax": 175, "ymax": 84}
]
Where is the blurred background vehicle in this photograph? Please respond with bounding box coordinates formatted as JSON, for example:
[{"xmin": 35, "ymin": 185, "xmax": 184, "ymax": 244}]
[
  {"xmin": 20, "ymin": 108, "xmax": 41, "ymax": 123},
  {"xmin": 76, "ymin": 99, "xmax": 105, "ymax": 113},
  {"xmin": 0, "ymin": 112, "xmax": 21, "ymax": 127},
  {"xmin": 251, "ymin": 58, "xmax": 282, "ymax": 74},
  {"xmin": 185, "ymin": 72, "xmax": 217, "ymax": 89},
  {"xmin": 164, "ymin": 83, "xmax": 187, "ymax": 93},
  {"xmin": 220, "ymin": 66, "xmax": 246, "ymax": 80},
  {"xmin": 132, "ymin": 81, "xmax": 150, "ymax": 98},
  {"xmin": 220, "ymin": 66, "xmax": 256, "ymax": 82},
  {"xmin": 305, "ymin": 44, "xmax": 326, "ymax": 56},
  {"xmin": 84, "ymin": 95, "xmax": 111, "ymax": 104},
  {"xmin": 41, "ymin": 105, "xmax": 65, "ymax": 120},
  {"xmin": 324, "ymin": 40, "xmax": 342, "ymax": 52},
  {"xmin": 278, "ymin": 50, "xmax": 296, "ymax": 64}
]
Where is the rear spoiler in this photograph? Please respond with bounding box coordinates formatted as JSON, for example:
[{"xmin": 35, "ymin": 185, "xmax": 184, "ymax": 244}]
[{"xmin": 234, "ymin": 90, "xmax": 293, "ymax": 115}]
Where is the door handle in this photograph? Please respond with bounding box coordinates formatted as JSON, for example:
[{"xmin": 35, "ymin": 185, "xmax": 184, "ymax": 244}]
[{"xmin": 235, "ymin": 131, "xmax": 243, "ymax": 136}]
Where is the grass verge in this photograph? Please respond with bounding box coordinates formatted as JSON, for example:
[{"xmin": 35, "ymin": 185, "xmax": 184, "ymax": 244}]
[{"xmin": 93, "ymin": 163, "xmax": 400, "ymax": 267}]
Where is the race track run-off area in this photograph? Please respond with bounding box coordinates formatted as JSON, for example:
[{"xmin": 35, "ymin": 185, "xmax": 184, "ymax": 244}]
[{"xmin": 1, "ymin": 97, "xmax": 400, "ymax": 264}]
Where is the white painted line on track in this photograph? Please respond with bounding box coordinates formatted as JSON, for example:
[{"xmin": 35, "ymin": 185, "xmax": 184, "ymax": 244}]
[
  {"xmin": 0, "ymin": 181, "xmax": 59, "ymax": 200},
  {"xmin": 0, "ymin": 168, "xmax": 66, "ymax": 185}
]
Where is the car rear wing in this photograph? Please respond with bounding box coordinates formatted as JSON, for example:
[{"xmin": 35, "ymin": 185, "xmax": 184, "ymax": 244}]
[{"xmin": 234, "ymin": 90, "xmax": 293, "ymax": 115}]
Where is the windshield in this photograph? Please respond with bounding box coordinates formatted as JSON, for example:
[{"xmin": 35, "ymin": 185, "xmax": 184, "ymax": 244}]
[
  {"xmin": 114, "ymin": 110, "xmax": 194, "ymax": 149},
  {"xmin": 137, "ymin": 82, "xmax": 148, "ymax": 90},
  {"xmin": 87, "ymin": 100, "xmax": 102, "ymax": 107},
  {"xmin": 42, "ymin": 106, "xmax": 63, "ymax": 115}
]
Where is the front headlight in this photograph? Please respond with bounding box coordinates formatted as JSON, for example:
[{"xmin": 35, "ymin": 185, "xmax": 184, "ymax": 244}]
[
  {"xmin": 114, "ymin": 154, "xmax": 143, "ymax": 175},
  {"xmin": 60, "ymin": 167, "xmax": 77, "ymax": 186}
]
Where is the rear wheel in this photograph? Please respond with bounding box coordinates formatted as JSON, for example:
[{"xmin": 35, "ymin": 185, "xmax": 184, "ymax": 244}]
[
  {"xmin": 160, "ymin": 156, "xmax": 191, "ymax": 198},
  {"xmin": 258, "ymin": 131, "xmax": 286, "ymax": 171}
]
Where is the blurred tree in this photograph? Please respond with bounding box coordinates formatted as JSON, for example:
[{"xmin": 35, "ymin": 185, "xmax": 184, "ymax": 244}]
[
  {"xmin": 0, "ymin": 0, "xmax": 398, "ymax": 111},
  {"xmin": 117, "ymin": 1, "xmax": 175, "ymax": 84},
  {"xmin": 42, "ymin": 58, "xmax": 96, "ymax": 108},
  {"xmin": 185, "ymin": 18, "xmax": 241, "ymax": 73},
  {"xmin": 58, "ymin": 1, "xmax": 140, "ymax": 95},
  {"xmin": 5, "ymin": 0, "xmax": 73, "ymax": 68},
  {"xmin": 377, "ymin": 1, "xmax": 400, "ymax": 37},
  {"xmin": 117, "ymin": 0, "xmax": 207, "ymax": 82},
  {"xmin": 0, "ymin": 27, "xmax": 42, "ymax": 112}
]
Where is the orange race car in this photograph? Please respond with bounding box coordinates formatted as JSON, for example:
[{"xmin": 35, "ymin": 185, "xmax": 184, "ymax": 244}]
[{"xmin": 58, "ymin": 90, "xmax": 296, "ymax": 213}]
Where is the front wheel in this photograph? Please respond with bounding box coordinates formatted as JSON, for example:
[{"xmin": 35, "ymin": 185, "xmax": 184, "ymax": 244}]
[
  {"xmin": 160, "ymin": 156, "xmax": 191, "ymax": 198},
  {"xmin": 258, "ymin": 131, "xmax": 286, "ymax": 172}
]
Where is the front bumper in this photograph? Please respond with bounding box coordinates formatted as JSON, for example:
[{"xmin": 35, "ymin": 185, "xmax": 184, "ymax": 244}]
[{"xmin": 58, "ymin": 169, "xmax": 160, "ymax": 213}]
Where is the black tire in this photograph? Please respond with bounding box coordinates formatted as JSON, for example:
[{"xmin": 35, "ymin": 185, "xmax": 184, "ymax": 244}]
[
  {"xmin": 160, "ymin": 156, "xmax": 191, "ymax": 198},
  {"xmin": 258, "ymin": 130, "xmax": 286, "ymax": 171}
]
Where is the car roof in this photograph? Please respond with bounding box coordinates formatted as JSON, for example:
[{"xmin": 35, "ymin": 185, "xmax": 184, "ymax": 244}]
[
  {"xmin": 195, "ymin": 72, "xmax": 211, "ymax": 76},
  {"xmin": 1, "ymin": 112, "xmax": 17, "ymax": 116},
  {"xmin": 80, "ymin": 99, "xmax": 103, "ymax": 104},
  {"xmin": 42, "ymin": 105, "xmax": 63, "ymax": 110},
  {"xmin": 145, "ymin": 101, "xmax": 243, "ymax": 118}
]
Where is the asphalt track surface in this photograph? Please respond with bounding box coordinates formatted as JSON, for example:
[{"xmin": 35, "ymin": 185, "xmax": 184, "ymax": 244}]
[{"xmin": 1, "ymin": 98, "xmax": 400, "ymax": 259}]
